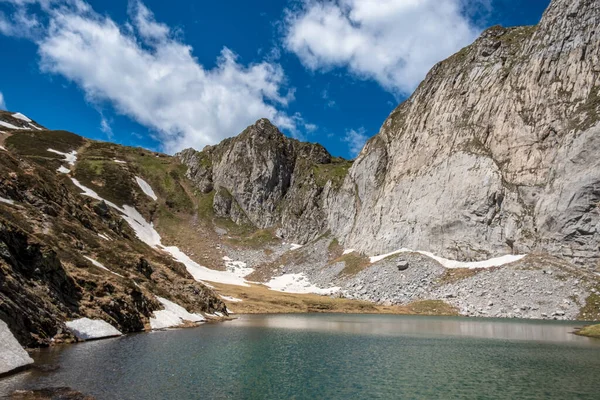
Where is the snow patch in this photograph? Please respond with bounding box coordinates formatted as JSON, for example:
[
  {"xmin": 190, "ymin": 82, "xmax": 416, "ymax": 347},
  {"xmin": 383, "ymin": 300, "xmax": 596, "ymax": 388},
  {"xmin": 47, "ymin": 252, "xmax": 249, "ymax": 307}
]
[
  {"xmin": 0, "ymin": 120, "xmax": 22, "ymax": 130},
  {"xmin": 28, "ymin": 123, "xmax": 43, "ymax": 131},
  {"xmin": 57, "ymin": 166, "xmax": 70, "ymax": 174},
  {"xmin": 0, "ymin": 146, "xmax": 6, "ymax": 151},
  {"xmin": 343, "ymin": 249, "xmax": 356, "ymax": 255},
  {"xmin": 220, "ymin": 295, "xmax": 243, "ymax": 303},
  {"xmin": 150, "ymin": 297, "xmax": 205, "ymax": 330},
  {"xmin": 114, "ymin": 159, "xmax": 127, "ymax": 164},
  {"xmin": 97, "ymin": 233, "xmax": 111, "ymax": 241},
  {"xmin": 0, "ymin": 196, "xmax": 15, "ymax": 205},
  {"xmin": 47, "ymin": 149, "xmax": 77, "ymax": 165},
  {"xmin": 12, "ymin": 112, "xmax": 31, "ymax": 122},
  {"xmin": 84, "ymin": 256, "xmax": 124, "ymax": 278},
  {"xmin": 223, "ymin": 257, "xmax": 254, "ymax": 278},
  {"xmin": 267, "ymin": 273, "xmax": 341, "ymax": 295},
  {"xmin": 0, "ymin": 319, "xmax": 33, "ymax": 375},
  {"xmin": 65, "ymin": 318, "xmax": 122, "ymax": 340},
  {"xmin": 369, "ymin": 248, "xmax": 526, "ymax": 269},
  {"xmin": 290, "ymin": 243, "xmax": 303, "ymax": 251},
  {"xmin": 135, "ymin": 176, "xmax": 158, "ymax": 201}
]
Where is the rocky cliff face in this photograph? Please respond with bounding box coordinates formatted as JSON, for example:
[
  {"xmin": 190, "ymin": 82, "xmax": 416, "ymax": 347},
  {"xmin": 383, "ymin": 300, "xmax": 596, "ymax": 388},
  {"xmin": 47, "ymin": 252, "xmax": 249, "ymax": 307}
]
[
  {"xmin": 177, "ymin": 119, "xmax": 352, "ymax": 244},
  {"xmin": 180, "ymin": 0, "xmax": 600, "ymax": 269},
  {"xmin": 329, "ymin": 0, "xmax": 600, "ymax": 267}
]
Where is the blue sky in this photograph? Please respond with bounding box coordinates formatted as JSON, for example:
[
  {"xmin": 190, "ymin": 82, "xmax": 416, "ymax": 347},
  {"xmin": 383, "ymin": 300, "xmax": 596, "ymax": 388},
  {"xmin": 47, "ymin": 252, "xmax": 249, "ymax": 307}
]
[{"xmin": 0, "ymin": 0, "xmax": 550, "ymax": 158}]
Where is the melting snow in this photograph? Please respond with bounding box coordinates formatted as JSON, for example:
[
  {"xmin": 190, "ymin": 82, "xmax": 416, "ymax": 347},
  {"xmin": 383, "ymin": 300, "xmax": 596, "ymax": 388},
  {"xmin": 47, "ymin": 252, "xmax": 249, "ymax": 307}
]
[
  {"xmin": 0, "ymin": 196, "xmax": 15, "ymax": 205},
  {"xmin": 114, "ymin": 160, "xmax": 127, "ymax": 164},
  {"xmin": 369, "ymin": 248, "xmax": 526, "ymax": 269},
  {"xmin": 267, "ymin": 273, "xmax": 341, "ymax": 295},
  {"xmin": 0, "ymin": 120, "xmax": 22, "ymax": 130},
  {"xmin": 97, "ymin": 233, "xmax": 111, "ymax": 241},
  {"xmin": 65, "ymin": 318, "xmax": 122, "ymax": 340},
  {"xmin": 70, "ymin": 178, "xmax": 250, "ymax": 286},
  {"xmin": 12, "ymin": 112, "xmax": 31, "ymax": 122},
  {"xmin": 28, "ymin": 123, "xmax": 43, "ymax": 131},
  {"xmin": 223, "ymin": 257, "xmax": 254, "ymax": 278},
  {"xmin": 84, "ymin": 256, "xmax": 124, "ymax": 278},
  {"xmin": 0, "ymin": 320, "xmax": 34, "ymax": 375},
  {"xmin": 150, "ymin": 297, "xmax": 205, "ymax": 330},
  {"xmin": 220, "ymin": 295, "xmax": 243, "ymax": 303},
  {"xmin": 47, "ymin": 149, "xmax": 78, "ymax": 165},
  {"xmin": 0, "ymin": 146, "xmax": 6, "ymax": 151},
  {"xmin": 342, "ymin": 249, "xmax": 356, "ymax": 255},
  {"xmin": 290, "ymin": 243, "xmax": 303, "ymax": 250},
  {"xmin": 57, "ymin": 166, "xmax": 70, "ymax": 174},
  {"xmin": 135, "ymin": 177, "xmax": 158, "ymax": 201}
]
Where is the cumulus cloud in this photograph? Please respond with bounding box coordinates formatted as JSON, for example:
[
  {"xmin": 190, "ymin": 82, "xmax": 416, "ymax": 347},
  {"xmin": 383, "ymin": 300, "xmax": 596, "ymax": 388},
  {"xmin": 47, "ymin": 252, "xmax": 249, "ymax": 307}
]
[
  {"xmin": 284, "ymin": 0, "xmax": 482, "ymax": 95},
  {"xmin": 343, "ymin": 127, "xmax": 369, "ymax": 157},
  {"xmin": 0, "ymin": 91, "xmax": 5, "ymax": 109},
  {"xmin": 0, "ymin": 0, "xmax": 310, "ymax": 153}
]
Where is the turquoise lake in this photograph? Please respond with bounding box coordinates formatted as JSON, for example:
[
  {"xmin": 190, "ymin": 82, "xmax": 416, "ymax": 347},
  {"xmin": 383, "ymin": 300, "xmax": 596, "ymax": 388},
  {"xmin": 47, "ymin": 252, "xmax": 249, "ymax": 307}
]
[{"xmin": 1, "ymin": 314, "xmax": 599, "ymax": 399}]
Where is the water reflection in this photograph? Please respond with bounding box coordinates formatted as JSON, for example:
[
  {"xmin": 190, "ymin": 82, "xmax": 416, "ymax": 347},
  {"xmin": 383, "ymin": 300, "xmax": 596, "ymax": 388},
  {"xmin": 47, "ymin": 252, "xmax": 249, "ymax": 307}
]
[{"xmin": 232, "ymin": 314, "xmax": 598, "ymax": 344}]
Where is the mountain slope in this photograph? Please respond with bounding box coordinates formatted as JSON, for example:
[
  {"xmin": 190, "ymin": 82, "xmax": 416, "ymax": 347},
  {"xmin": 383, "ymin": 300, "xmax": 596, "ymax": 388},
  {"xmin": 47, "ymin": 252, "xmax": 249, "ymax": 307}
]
[{"xmin": 0, "ymin": 127, "xmax": 227, "ymax": 349}]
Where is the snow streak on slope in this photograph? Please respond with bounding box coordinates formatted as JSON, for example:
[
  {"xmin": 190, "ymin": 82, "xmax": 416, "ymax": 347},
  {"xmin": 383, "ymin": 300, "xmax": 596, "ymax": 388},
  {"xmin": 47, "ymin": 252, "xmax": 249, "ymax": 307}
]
[
  {"xmin": 12, "ymin": 113, "xmax": 31, "ymax": 122},
  {"xmin": 47, "ymin": 149, "xmax": 78, "ymax": 165},
  {"xmin": 84, "ymin": 256, "xmax": 124, "ymax": 278},
  {"xmin": 369, "ymin": 248, "xmax": 526, "ymax": 269},
  {"xmin": 68, "ymin": 172, "xmax": 250, "ymax": 286},
  {"xmin": 135, "ymin": 176, "xmax": 158, "ymax": 201},
  {"xmin": 0, "ymin": 120, "xmax": 22, "ymax": 130},
  {"xmin": 0, "ymin": 196, "xmax": 15, "ymax": 205}
]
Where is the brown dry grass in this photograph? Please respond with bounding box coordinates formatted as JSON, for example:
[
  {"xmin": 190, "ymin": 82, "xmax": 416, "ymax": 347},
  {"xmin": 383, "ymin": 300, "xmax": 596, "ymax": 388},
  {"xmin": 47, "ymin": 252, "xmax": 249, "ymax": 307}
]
[{"xmin": 211, "ymin": 282, "xmax": 459, "ymax": 316}]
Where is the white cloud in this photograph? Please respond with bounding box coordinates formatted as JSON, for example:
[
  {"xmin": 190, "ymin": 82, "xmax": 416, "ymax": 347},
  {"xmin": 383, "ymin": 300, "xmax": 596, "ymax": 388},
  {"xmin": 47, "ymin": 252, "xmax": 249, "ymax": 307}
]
[
  {"xmin": 99, "ymin": 115, "xmax": 113, "ymax": 139},
  {"xmin": 343, "ymin": 127, "xmax": 369, "ymax": 157},
  {"xmin": 284, "ymin": 0, "xmax": 482, "ymax": 95},
  {"xmin": 0, "ymin": 0, "xmax": 309, "ymax": 153},
  {"xmin": 0, "ymin": 91, "xmax": 5, "ymax": 109}
]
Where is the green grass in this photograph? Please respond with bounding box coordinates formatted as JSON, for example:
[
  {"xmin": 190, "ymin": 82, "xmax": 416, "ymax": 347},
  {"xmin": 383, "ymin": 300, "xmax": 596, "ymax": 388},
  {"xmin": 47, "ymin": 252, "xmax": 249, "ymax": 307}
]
[
  {"xmin": 336, "ymin": 252, "xmax": 371, "ymax": 277},
  {"xmin": 408, "ymin": 300, "xmax": 458, "ymax": 316},
  {"xmin": 5, "ymin": 130, "xmax": 85, "ymax": 158},
  {"xmin": 225, "ymin": 229, "xmax": 278, "ymax": 249},
  {"xmin": 576, "ymin": 324, "xmax": 600, "ymax": 339},
  {"xmin": 312, "ymin": 158, "xmax": 352, "ymax": 189}
]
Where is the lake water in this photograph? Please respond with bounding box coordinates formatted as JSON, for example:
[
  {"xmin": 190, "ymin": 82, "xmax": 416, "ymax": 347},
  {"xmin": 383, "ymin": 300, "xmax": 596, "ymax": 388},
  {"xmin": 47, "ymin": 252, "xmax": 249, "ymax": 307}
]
[{"xmin": 1, "ymin": 314, "xmax": 600, "ymax": 399}]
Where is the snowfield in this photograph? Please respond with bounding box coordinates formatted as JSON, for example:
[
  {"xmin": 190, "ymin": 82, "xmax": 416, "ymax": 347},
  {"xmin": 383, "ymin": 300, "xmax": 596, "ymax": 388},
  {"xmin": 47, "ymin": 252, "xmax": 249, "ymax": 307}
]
[
  {"xmin": 65, "ymin": 318, "xmax": 122, "ymax": 340},
  {"xmin": 150, "ymin": 297, "xmax": 205, "ymax": 330},
  {"xmin": 267, "ymin": 273, "xmax": 341, "ymax": 295},
  {"xmin": 0, "ymin": 320, "xmax": 33, "ymax": 375},
  {"xmin": 369, "ymin": 248, "xmax": 526, "ymax": 269},
  {"xmin": 135, "ymin": 176, "xmax": 158, "ymax": 201},
  {"xmin": 57, "ymin": 166, "xmax": 70, "ymax": 174}
]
